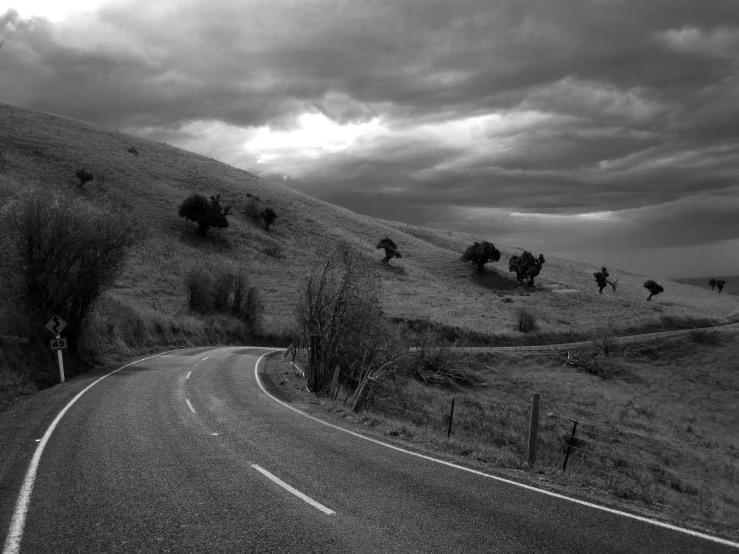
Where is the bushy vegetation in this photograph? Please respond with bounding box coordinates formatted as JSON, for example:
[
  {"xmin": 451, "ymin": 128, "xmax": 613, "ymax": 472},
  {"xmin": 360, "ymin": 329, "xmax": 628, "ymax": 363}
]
[
  {"xmin": 514, "ymin": 307, "xmax": 537, "ymax": 333},
  {"xmin": 294, "ymin": 242, "xmax": 405, "ymax": 403},
  {"xmin": 509, "ymin": 251, "xmax": 546, "ymax": 286},
  {"xmin": 644, "ymin": 280, "xmax": 664, "ymax": 301},
  {"xmin": 460, "ymin": 241, "xmax": 501, "ymax": 273},
  {"xmin": 0, "ymin": 190, "xmax": 137, "ymax": 357},
  {"xmin": 178, "ymin": 193, "xmax": 232, "ymax": 236},
  {"xmin": 376, "ymin": 237, "xmax": 402, "ymax": 265},
  {"xmin": 75, "ymin": 168, "xmax": 93, "ymax": 188},
  {"xmin": 185, "ymin": 267, "xmax": 263, "ymax": 332}
]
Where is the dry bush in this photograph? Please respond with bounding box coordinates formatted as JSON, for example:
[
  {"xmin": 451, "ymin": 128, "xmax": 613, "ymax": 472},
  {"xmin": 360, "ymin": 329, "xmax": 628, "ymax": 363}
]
[
  {"xmin": 294, "ymin": 241, "xmax": 405, "ymax": 400},
  {"xmin": 1, "ymin": 190, "xmax": 137, "ymax": 357},
  {"xmin": 185, "ymin": 267, "xmax": 214, "ymax": 313},
  {"xmin": 514, "ymin": 307, "xmax": 537, "ymax": 332}
]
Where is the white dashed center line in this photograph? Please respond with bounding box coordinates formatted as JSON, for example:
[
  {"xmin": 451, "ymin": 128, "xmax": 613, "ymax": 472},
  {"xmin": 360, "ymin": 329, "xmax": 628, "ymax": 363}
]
[
  {"xmin": 251, "ymin": 464, "xmax": 335, "ymax": 515},
  {"xmin": 185, "ymin": 399, "xmax": 196, "ymax": 414}
]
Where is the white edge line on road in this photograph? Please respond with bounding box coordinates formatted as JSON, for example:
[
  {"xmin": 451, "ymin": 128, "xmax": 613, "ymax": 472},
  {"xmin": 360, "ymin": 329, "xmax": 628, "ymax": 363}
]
[
  {"xmin": 253, "ymin": 351, "xmax": 739, "ymax": 550},
  {"xmin": 251, "ymin": 464, "xmax": 335, "ymax": 515},
  {"xmin": 186, "ymin": 371, "xmax": 192, "ymax": 380},
  {"xmin": 185, "ymin": 398, "xmax": 196, "ymax": 414},
  {"xmin": 2, "ymin": 348, "xmax": 187, "ymax": 554}
]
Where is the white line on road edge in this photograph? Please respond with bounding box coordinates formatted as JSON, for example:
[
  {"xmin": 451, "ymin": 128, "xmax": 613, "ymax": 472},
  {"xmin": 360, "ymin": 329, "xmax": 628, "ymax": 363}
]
[
  {"xmin": 251, "ymin": 464, "xmax": 335, "ymax": 515},
  {"xmin": 185, "ymin": 399, "xmax": 196, "ymax": 414},
  {"xmin": 2, "ymin": 348, "xmax": 185, "ymax": 554},
  {"xmin": 186, "ymin": 371, "xmax": 192, "ymax": 380},
  {"xmin": 253, "ymin": 351, "xmax": 739, "ymax": 550}
]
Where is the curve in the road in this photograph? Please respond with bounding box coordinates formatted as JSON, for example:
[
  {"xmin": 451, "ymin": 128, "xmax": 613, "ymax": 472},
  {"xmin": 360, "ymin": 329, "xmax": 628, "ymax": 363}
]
[
  {"xmin": 1, "ymin": 349, "xmax": 183, "ymax": 554},
  {"xmin": 253, "ymin": 351, "xmax": 739, "ymax": 550}
]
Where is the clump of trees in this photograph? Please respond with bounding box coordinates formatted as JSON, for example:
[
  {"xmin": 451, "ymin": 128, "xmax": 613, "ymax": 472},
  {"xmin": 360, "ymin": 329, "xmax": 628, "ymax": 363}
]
[
  {"xmin": 376, "ymin": 237, "xmax": 402, "ymax": 265},
  {"xmin": 294, "ymin": 242, "xmax": 404, "ymax": 406},
  {"xmin": 75, "ymin": 168, "xmax": 93, "ymax": 188},
  {"xmin": 644, "ymin": 280, "xmax": 664, "ymax": 301},
  {"xmin": 509, "ymin": 251, "xmax": 546, "ymax": 286},
  {"xmin": 709, "ymin": 278, "xmax": 727, "ymax": 293},
  {"xmin": 178, "ymin": 194, "xmax": 232, "ymax": 236},
  {"xmin": 460, "ymin": 241, "xmax": 501, "ymax": 273},
  {"xmin": 184, "ymin": 267, "xmax": 263, "ymax": 331},
  {"xmin": 0, "ymin": 191, "xmax": 137, "ymax": 357}
]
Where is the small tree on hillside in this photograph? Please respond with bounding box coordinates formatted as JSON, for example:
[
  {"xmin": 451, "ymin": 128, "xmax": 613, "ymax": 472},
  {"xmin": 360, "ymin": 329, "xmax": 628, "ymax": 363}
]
[
  {"xmin": 644, "ymin": 280, "xmax": 664, "ymax": 301},
  {"xmin": 594, "ymin": 266, "xmax": 609, "ymax": 294},
  {"xmin": 716, "ymin": 279, "xmax": 726, "ymax": 294},
  {"xmin": 75, "ymin": 168, "xmax": 93, "ymax": 188},
  {"xmin": 709, "ymin": 278, "xmax": 717, "ymax": 291},
  {"xmin": 376, "ymin": 237, "xmax": 402, "ymax": 265},
  {"xmin": 509, "ymin": 251, "xmax": 546, "ymax": 286},
  {"xmin": 261, "ymin": 207, "xmax": 277, "ymax": 231},
  {"xmin": 460, "ymin": 241, "xmax": 501, "ymax": 273},
  {"xmin": 178, "ymin": 193, "xmax": 232, "ymax": 236}
]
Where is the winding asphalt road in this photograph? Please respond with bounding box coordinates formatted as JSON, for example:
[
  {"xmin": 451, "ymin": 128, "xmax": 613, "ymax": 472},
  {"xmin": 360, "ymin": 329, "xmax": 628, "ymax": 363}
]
[{"xmin": 2, "ymin": 347, "xmax": 737, "ymax": 553}]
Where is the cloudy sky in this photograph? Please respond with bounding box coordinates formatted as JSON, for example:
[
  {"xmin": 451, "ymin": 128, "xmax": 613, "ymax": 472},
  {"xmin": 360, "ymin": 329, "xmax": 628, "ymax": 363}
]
[{"xmin": 1, "ymin": 0, "xmax": 738, "ymax": 278}]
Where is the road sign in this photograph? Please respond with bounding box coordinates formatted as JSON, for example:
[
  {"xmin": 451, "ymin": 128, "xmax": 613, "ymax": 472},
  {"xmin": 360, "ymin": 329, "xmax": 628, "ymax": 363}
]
[
  {"xmin": 45, "ymin": 314, "xmax": 67, "ymax": 335},
  {"xmin": 50, "ymin": 337, "xmax": 67, "ymax": 350}
]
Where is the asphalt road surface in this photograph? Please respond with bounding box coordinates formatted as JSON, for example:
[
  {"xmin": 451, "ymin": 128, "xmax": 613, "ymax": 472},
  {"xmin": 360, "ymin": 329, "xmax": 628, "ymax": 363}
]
[{"xmin": 2, "ymin": 347, "xmax": 737, "ymax": 553}]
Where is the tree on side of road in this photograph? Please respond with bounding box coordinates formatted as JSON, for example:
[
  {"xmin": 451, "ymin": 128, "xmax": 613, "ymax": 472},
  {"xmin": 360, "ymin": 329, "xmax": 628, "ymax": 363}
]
[
  {"xmin": 178, "ymin": 193, "xmax": 232, "ymax": 236},
  {"xmin": 376, "ymin": 237, "xmax": 402, "ymax": 265},
  {"xmin": 1, "ymin": 191, "xmax": 137, "ymax": 357},
  {"xmin": 644, "ymin": 280, "xmax": 664, "ymax": 301},
  {"xmin": 716, "ymin": 279, "xmax": 726, "ymax": 294},
  {"xmin": 460, "ymin": 241, "xmax": 501, "ymax": 273},
  {"xmin": 594, "ymin": 266, "xmax": 609, "ymax": 294},
  {"xmin": 509, "ymin": 251, "xmax": 546, "ymax": 287},
  {"xmin": 294, "ymin": 242, "xmax": 404, "ymax": 400},
  {"xmin": 709, "ymin": 278, "xmax": 717, "ymax": 291}
]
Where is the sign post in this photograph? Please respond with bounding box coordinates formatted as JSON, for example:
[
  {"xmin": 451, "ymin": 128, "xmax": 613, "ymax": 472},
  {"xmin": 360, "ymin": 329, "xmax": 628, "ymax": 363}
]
[{"xmin": 46, "ymin": 315, "xmax": 68, "ymax": 383}]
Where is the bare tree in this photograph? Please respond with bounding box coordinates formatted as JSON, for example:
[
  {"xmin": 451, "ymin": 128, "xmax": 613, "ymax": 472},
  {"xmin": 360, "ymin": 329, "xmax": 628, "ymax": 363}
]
[{"xmin": 294, "ymin": 242, "xmax": 404, "ymax": 397}]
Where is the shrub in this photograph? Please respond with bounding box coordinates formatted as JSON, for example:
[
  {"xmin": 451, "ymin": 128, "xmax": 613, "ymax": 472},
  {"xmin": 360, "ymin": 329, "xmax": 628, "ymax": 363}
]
[
  {"xmin": 261, "ymin": 207, "xmax": 277, "ymax": 230},
  {"xmin": 594, "ymin": 266, "xmax": 609, "ymax": 294},
  {"xmin": 1, "ymin": 191, "xmax": 137, "ymax": 357},
  {"xmin": 178, "ymin": 193, "xmax": 232, "ymax": 236},
  {"xmin": 514, "ymin": 307, "xmax": 537, "ymax": 332},
  {"xmin": 376, "ymin": 237, "xmax": 402, "ymax": 265},
  {"xmin": 460, "ymin": 241, "xmax": 501, "ymax": 273},
  {"xmin": 644, "ymin": 280, "xmax": 664, "ymax": 301},
  {"xmin": 509, "ymin": 251, "xmax": 546, "ymax": 286},
  {"xmin": 185, "ymin": 268, "xmax": 214, "ymax": 313},
  {"xmin": 75, "ymin": 168, "xmax": 93, "ymax": 188}
]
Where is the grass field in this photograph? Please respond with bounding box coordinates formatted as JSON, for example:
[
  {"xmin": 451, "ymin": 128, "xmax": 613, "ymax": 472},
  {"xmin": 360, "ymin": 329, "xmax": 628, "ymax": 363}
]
[
  {"xmin": 1, "ymin": 101, "xmax": 738, "ymax": 403},
  {"xmin": 272, "ymin": 329, "xmax": 739, "ymax": 539}
]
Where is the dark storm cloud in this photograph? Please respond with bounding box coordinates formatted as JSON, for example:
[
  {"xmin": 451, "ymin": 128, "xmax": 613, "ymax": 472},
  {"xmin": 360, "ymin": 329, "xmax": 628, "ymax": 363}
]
[{"xmin": 1, "ymin": 0, "xmax": 739, "ymax": 272}]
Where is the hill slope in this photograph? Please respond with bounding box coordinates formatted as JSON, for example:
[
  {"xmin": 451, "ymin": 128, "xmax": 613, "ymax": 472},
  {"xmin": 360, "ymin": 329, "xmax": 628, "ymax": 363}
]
[{"xmin": 1, "ymin": 102, "xmax": 737, "ymax": 352}]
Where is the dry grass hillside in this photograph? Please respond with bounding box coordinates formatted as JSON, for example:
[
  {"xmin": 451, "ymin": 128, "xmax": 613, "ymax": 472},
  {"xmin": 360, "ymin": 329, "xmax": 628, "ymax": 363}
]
[{"xmin": 1, "ymin": 101, "xmax": 737, "ymax": 356}]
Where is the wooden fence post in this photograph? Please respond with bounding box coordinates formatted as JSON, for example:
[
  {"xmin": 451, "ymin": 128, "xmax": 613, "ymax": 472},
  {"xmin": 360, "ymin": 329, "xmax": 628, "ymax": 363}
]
[
  {"xmin": 447, "ymin": 398, "xmax": 456, "ymax": 438},
  {"xmin": 527, "ymin": 393, "xmax": 540, "ymax": 466},
  {"xmin": 562, "ymin": 419, "xmax": 578, "ymax": 472}
]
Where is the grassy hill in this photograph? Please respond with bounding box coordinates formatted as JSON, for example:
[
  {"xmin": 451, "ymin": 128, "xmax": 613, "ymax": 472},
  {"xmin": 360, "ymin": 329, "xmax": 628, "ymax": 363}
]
[{"xmin": 1, "ymin": 101, "xmax": 737, "ymax": 367}]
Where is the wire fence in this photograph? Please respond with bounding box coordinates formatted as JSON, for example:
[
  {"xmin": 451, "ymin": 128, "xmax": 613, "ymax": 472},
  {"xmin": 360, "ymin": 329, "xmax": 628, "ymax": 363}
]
[{"xmin": 357, "ymin": 387, "xmax": 738, "ymax": 527}]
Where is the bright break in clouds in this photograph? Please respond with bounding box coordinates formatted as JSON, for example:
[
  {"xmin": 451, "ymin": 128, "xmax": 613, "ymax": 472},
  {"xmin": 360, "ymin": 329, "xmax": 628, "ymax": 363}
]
[{"xmin": 1, "ymin": 0, "xmax": 738, "ymax": 276}]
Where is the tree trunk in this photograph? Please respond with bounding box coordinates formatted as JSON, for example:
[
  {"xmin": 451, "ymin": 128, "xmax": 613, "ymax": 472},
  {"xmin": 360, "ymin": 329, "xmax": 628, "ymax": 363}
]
[{"xmin": 647, "ymin": 294, "xmax": 653, "ymax": 301}]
